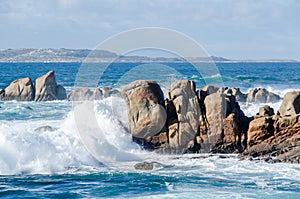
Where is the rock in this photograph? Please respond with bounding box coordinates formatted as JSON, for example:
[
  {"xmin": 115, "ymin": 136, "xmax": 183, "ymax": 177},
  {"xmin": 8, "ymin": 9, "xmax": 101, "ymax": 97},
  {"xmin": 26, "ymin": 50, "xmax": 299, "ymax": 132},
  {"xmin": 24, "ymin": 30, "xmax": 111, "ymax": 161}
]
[
  {"xmin": 34, "ymin": 71, "xmax": 67, "ymax": 101},
  {"xmin": 277, "ymin": 91, "xmax": 300, "ymax": 116},
  {"xmin": 68, "ymin": 88, "xmax": 93, "ymax": 101},
  {"xmin": 34, "ymin": 125, "xmax": 56, "ymax": 132},
  {"xmin": 100, "ymin": 87, "xmax": 120, "ymax": 98},
  {"xmin": 200, "ymin": 85, "xmax": 219, "ymax": 95},
  {"xmin": 4, "ymin": 77, "xmax": 34, "ymax": 101},
  {"xmin": 122, "ymin": 80, "xmax": 166, "ymax": 139},
  {"xmin": 134, "ymin": 161, "xmax": 164, "ymax": 170},
  {"xmin": 200, "ymin": 88, "xmax": 226, "ymax": 151},
  {"xmin": 224, "ymin": 87, "xmax": 247, "ymax": 102},
  {"xmin": 167, "ymin": 80, "xmax": 201, "ymax": 154},
  {"xmin": 68, "ymin": 87, "xmax": 121, "ymax": 101},
  {"xmin": 0, "ymin": 89, "xmax": 5, "ymax": 100},
  {"xmin": 56, "ymin": 85, "xmax": 67, "ymax": 100},
  {"xmin": 247, "ymin": 88, "xmax": 280, "ymax": 103},
  {"xmin": 244, "ymin": 114, "xmax": 300, "ymax": 163},
  {"xmin": 256, "ymin": 105, "xmax": 275, "ymax": 117},
  {"xmin": 247, "ymin": 117, "xmax": 274, "ymax": 148}
]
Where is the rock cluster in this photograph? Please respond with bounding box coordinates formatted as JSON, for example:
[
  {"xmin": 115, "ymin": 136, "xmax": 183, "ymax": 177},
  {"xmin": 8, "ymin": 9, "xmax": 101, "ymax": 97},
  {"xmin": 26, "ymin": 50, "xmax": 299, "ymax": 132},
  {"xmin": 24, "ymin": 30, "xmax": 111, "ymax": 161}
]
[
  {"xmin": 0, "ymin": 70, "xmax": 66, "ymax": 101},
  {"xmin": 122, "ymin": 80, "xmax": 299, "ymax": 163},
  {"xmin": 68, "ymin": 87, "xmax": 120, "ymax": 101},
  {"xmin": 244, "ymin": 92, "xmax": 300, "ymax": 163},
  {"xmin": 122, "ymin": 80, "xmax": 250, "ymax": 154}
]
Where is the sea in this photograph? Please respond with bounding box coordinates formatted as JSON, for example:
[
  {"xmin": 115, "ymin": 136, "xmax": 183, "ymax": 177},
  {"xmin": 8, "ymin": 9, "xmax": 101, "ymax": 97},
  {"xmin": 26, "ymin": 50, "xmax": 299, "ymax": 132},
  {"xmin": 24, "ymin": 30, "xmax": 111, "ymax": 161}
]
[{"xmin": 0, "ymin": 61, "xmax": 300, "ymax": 198}]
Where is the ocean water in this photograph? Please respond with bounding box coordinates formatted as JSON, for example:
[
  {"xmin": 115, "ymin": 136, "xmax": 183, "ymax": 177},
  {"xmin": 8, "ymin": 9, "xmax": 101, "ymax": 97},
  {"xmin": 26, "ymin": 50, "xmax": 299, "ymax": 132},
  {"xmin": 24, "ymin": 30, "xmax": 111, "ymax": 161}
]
[{"xmin": 0, "ymin": 62, "xmax": 300, "ymax": 198}]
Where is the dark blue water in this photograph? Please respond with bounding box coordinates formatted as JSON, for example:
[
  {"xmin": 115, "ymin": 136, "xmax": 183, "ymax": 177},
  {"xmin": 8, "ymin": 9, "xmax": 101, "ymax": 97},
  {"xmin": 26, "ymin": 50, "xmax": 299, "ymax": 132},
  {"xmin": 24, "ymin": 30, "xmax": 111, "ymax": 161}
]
[
  {"xmin": 1, "ymin": 62, "xmax": 299, "ymax": 92},
  {"xmin": 0, "ymin": 62, "xmax": 300, "ymax": 198}
]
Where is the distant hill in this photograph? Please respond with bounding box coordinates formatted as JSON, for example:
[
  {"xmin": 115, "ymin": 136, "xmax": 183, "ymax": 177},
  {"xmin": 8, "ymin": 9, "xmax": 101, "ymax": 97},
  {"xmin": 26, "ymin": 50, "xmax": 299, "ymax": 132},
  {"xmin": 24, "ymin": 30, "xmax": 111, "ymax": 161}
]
[
  {"xmin": 0, "ymin": 48, "xmax": 117, "ymax": 62},
  {"xmin": 0, "ymin": 48, "xmax": 298, "ymax": 62}
]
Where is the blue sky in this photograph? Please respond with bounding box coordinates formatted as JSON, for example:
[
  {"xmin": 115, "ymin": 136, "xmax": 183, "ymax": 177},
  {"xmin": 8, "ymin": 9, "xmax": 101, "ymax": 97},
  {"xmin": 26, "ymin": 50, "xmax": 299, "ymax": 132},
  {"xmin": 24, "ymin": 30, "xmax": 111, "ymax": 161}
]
[{"xmin": 0, "ymin": 0, "xmax": 299, "ymax": 60}]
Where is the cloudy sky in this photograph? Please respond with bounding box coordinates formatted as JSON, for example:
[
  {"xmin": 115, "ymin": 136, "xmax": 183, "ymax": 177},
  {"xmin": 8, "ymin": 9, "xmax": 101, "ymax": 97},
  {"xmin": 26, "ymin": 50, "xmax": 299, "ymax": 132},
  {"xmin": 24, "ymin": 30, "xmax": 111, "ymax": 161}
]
[{"xmin": 0, "ymin": 0, "xmax": 299, "ymax": 60}]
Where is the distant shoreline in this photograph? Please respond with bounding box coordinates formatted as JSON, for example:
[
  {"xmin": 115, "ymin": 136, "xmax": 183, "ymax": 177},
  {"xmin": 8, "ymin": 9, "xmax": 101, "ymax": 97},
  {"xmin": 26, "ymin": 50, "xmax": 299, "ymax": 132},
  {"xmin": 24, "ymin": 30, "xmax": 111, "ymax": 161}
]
[{"xmin": 0, "ymin": 48, "xmax": 298, "ymax": 63}]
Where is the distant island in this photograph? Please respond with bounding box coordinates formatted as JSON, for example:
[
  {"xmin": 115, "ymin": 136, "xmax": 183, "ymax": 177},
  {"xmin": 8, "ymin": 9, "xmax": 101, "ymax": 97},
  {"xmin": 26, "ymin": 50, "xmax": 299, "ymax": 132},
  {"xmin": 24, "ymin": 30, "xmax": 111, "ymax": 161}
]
[{"xmin": 0, "ymin": 48, "xmax": 298, "ymax": 63}]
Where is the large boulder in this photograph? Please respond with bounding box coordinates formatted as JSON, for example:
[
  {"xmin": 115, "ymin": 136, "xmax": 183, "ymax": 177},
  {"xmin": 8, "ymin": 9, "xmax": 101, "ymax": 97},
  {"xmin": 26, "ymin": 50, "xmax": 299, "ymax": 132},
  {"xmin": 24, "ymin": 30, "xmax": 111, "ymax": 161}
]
[
  {"xmin": 122, "ymin": 80, "xmax": 166, "ymax": 139},
  {"xmin": 277, "ymin": 91, "xmax": 300, "ymax": 116},
  {"xmin": 4, "ymin": 77, "xmax": 34, "ymax": 101},
  {"xmin": 34, "ymin": 71, "xmax": 67, "ymax": 101},
  {"xmin": 247, "ymin": 88, "xmax": 280, "ymax": 103},
  {"xmin": 167, "ymin": 80, "xmax": 201, "ymax": 153}
]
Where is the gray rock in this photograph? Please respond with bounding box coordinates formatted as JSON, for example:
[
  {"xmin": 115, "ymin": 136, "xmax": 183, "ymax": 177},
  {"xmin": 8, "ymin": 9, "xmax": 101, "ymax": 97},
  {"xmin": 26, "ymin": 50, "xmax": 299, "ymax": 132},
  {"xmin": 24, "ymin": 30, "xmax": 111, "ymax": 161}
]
[
  {"xmin": 278, "ymin": 91, "xmax": 300, "ymax": 116},
  {"xmin": 34, "ymin": 70, "xmax": 67, "ymax": 101},
  {"xmin": 225, "ymin": 87, "xmax": 247, "ymax": 102},
  {"xmin": 4, "ymin": 77, "xmax": 34, "ymax": 101},
  {"xmin": 34, "ymin": 125, "xmax": 56, "ymax": 132},
  {"xmin": 68, "ymin": 88, "xmax": 93, "ymax": 101},
  {"xmin": 122, "ymin": 80, "xmax": 166, "ymax": 139},
  {"xmin": 247, "ymin": 88, "xmax": 280, "ymax": 103}
]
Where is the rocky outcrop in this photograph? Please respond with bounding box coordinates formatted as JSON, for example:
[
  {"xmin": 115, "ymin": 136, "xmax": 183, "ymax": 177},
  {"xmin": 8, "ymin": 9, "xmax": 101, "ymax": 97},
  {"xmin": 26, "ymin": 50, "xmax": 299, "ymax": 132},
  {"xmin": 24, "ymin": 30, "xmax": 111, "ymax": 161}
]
[
  {"xmin": 200, "ymin": 88, "xmax": 249, "ymax": 153},
  {"xmin": 122, "ymin": 80, "xmax": 167, "ymax": 139},
  {"xmin": 277, "ymin": 91, "xmax": 300, "ymax": 116},
  {"xmin": 245, "ymin": 114, "xmax": 300, "ymax": 163},
  {"xmin": 3, "ymin": 77, "xmax": 34, "ymax": 101},
  {"xmin": 0, "ymin": 70, "xmax": 67, "ymax": 102},
  {"xmin": 246, "ymin": 88, "xmax": 280, "ymax": 103},
  {"xmin": 34, "ymin": 71, "xmax": 67, "ymax": 101}
]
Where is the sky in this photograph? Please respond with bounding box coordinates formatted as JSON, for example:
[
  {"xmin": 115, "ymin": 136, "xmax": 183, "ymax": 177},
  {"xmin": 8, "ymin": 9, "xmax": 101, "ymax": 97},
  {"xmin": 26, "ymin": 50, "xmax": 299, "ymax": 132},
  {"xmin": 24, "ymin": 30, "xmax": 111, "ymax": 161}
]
[{"xmin": 0, "ymin": 0, "xmax": 299, "ymax": 60}]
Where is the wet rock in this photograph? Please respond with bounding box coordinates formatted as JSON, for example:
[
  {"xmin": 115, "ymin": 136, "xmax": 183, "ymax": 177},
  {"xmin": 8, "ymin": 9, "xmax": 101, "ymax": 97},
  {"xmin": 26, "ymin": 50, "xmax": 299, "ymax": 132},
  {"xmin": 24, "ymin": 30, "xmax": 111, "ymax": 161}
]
[
  {"xmin": 4, "ymin": 77, "xmax": 34, "ymax": 101},
  {"xmin": 247, "ymin": 88, "xmax": 280, "ymax": 103},
  {"xmin": 34, "ymin": 71, "xmax": 67, "ymax": 101},
  {"xmin": 122, "ymin": 80, "xmax": 166, "ymax": 139},
  {"xmin": 277, "ymin": 91, "xmax": 300, "ymax": 116}
]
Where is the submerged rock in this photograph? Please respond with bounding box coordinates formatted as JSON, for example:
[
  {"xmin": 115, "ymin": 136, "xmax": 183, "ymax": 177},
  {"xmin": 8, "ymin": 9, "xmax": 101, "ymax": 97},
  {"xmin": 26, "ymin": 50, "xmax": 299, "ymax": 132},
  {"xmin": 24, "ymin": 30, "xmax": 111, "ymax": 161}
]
[
  {"xmin": 4, "ymin": 77, "xmax": 34, "ymax": 101},
  {"xmin": 34, "ymin": 70, "xmax": 67, "ymax": 101},
  {"xmin": 34, "ymin": 125, "xmax": 56, "ymax": 132}
]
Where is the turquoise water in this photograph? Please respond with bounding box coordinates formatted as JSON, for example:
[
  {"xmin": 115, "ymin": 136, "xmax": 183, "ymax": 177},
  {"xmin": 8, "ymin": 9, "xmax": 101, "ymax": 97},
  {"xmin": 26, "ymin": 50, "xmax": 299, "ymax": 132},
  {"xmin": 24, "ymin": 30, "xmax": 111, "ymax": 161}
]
[{"xmin": 0, "ymin": 62, "xmax": 300, "ymax": 198}]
